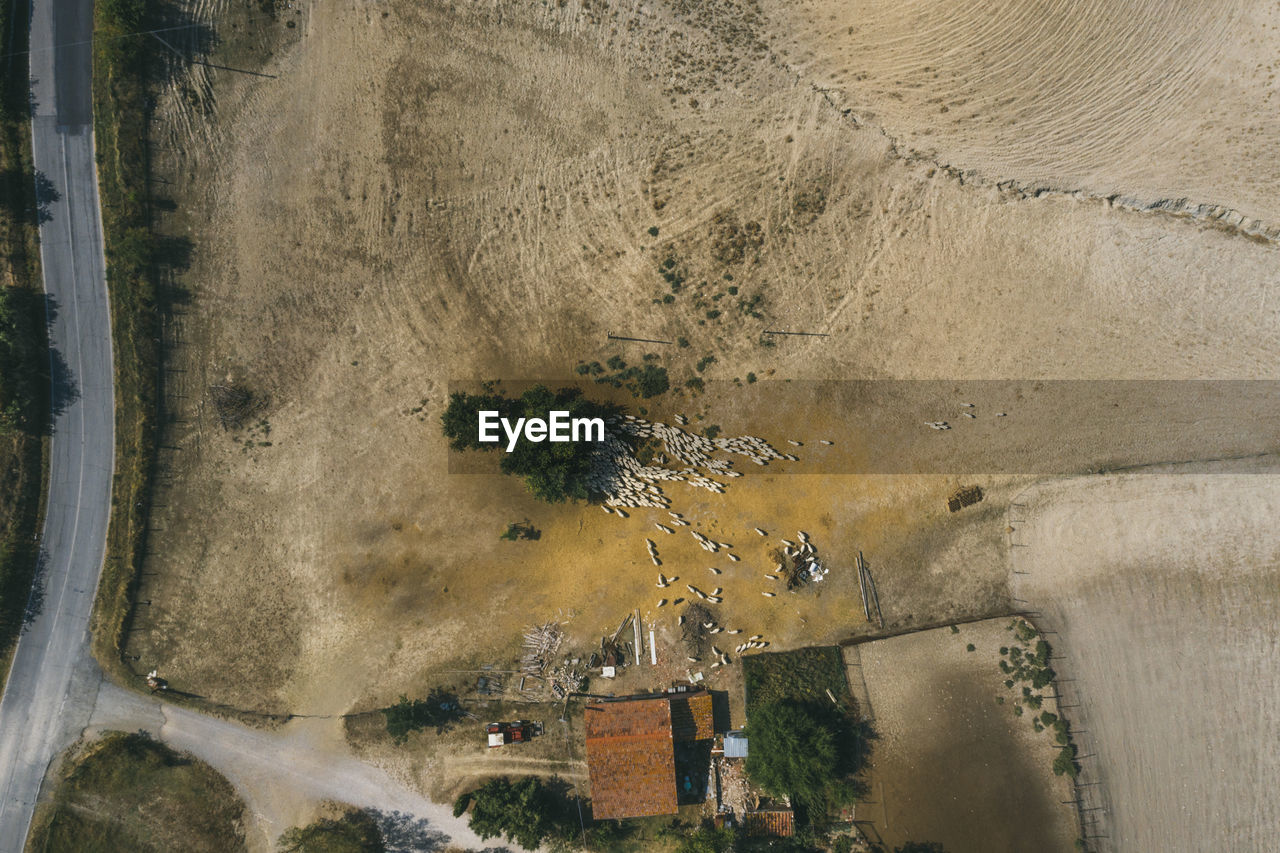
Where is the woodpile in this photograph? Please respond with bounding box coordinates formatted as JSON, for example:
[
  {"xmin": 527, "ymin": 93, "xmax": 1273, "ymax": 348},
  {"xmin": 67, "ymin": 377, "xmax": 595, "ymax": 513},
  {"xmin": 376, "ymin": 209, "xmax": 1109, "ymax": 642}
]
[{"xmin": 521, "ymin": 623, "xmax": 562, "ymax": 675}]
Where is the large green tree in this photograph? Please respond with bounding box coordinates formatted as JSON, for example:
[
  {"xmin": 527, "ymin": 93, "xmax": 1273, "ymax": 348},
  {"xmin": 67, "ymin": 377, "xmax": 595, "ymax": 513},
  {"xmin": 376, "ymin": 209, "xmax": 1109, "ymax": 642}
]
[
  {"xmin": 441, "ymin": 384, "xmax": 621, "ymax": 503},
  {"xmin": 744, "ymin": 700, "xmax": 870, "ymax": 820},
  {"xmin": 454, "ymin": 776, "xmax": 576, "ymax": 850}
]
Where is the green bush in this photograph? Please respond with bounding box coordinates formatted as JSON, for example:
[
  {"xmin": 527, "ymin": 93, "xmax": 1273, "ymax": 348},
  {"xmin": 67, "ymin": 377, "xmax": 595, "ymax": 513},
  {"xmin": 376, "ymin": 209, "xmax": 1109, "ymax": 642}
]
[{"xmin": 1052, "ymin": 745, "xmax": 1080, "ymax": 778}]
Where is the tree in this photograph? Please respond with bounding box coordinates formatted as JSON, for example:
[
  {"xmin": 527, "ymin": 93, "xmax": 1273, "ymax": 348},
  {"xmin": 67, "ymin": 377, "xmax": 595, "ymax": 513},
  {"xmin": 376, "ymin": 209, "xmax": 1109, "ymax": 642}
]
[
  {"xmin": 441, "ymin": 385, "xmax": 622, "ymax": 503},
  {"xmin": 277, "ymin": 811, "xmax": 383, "ymax": 853},
  {"xmin": 0, "ymin": 287, "xmax": 43, "ymax": 436},
  {"xmin": 381, "ymin": 691, "xmax": 462, "ymax": 742},
  {"xmin": 744, "ymin": 700, "xmax": 870, "ymax": 820},
  {"xmin": 455, "ymin": 776, "xmax": 575, "ymax": 850}
]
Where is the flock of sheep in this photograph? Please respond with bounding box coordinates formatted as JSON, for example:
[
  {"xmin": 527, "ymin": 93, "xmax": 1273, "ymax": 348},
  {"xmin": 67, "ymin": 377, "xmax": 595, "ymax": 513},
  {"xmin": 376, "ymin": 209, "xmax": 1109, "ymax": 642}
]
[{"xmin": 590, "ymin": 415, "xmax": 793, "ymax": 509}]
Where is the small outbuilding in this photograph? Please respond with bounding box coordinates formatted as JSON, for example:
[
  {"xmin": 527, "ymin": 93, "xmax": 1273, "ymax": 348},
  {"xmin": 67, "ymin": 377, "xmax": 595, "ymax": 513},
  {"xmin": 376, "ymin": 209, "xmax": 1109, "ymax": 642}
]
[{"xmin": 724, "ymin": 730, "xmax": 748, "ymax": 759}]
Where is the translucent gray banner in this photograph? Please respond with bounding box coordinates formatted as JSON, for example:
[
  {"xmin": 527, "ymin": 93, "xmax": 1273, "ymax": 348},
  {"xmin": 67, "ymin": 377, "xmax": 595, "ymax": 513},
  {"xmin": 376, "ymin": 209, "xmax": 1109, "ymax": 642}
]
[{"xmin": 445, "ymin": 380, "xmax": 1280, "ymax": 475}]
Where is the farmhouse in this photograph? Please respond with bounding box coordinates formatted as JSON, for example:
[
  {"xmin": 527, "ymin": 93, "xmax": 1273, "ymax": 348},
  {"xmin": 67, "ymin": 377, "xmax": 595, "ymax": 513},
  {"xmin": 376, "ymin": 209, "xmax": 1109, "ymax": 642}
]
[{"xmin": 583, "ymin": 687, "xmax": 715, "ymax": 820}]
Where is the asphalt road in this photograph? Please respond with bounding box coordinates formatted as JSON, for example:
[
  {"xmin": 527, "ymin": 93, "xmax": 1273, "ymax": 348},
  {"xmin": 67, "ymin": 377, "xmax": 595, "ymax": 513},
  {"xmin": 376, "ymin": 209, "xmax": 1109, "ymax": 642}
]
[{"xmin": 0, "ymin": 0, "xmax": 115, "ymax": 846}]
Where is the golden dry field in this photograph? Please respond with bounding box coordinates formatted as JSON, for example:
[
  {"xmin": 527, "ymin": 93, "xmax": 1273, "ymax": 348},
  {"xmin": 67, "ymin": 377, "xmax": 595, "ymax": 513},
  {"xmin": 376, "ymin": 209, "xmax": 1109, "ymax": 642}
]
[{"xmin": 124, "ymin": 0, "xmax": 1280, "ymax": 842}]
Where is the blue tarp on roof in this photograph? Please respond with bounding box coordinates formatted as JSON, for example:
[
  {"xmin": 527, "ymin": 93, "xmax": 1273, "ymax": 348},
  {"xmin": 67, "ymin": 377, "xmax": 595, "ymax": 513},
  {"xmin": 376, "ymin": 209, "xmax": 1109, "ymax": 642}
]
[{"xmin": 724, "ymin": 730, "xmax": 748, "ymax": 758}]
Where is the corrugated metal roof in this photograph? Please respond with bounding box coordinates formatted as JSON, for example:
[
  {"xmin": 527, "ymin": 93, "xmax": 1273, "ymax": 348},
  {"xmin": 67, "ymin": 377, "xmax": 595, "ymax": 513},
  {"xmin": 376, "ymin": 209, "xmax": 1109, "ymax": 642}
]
[
  {"xmin": 724, "ymin": 730, "xmax": 748, "ymax": 758},
  {"xmin": 584, "ymin": 698, "xmax": 678, "ymax": 819}
]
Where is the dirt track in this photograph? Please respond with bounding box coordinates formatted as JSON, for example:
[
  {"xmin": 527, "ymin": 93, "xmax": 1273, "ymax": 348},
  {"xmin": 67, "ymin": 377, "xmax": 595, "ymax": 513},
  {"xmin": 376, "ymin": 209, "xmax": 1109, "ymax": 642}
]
[{"xmin": 1011, "ymin": 469, "xmax": 1280, "ymax": 853}]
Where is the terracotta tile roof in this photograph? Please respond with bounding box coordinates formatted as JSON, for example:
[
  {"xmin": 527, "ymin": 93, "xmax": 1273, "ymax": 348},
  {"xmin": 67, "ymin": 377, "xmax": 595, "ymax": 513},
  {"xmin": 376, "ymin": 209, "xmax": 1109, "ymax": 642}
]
[
  {"xmin": 584, "ymin": 698, "xmax": 678, "ymax": 819},
  {"xmin": 670, "ymin": 691, "xmax": 714, "ymax": 741},
  {"xmin": 744, "ymin": 807, "xmax": 795, "ymax": 837}
]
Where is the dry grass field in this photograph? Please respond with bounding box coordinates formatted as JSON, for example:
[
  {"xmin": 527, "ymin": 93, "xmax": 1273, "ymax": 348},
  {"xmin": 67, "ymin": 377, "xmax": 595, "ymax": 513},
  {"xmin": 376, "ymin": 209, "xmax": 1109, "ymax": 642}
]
[
  {"xmin": 1012, "ymin": 470, "xmax": 1280, "ymax": 853},
  {"xmin": 765, "ymin": 0, "xmax": 1280, "ymax": 225},
  {"xmin": 120, "ymin": 0, "xmax": 1280, "ymax": 833}
]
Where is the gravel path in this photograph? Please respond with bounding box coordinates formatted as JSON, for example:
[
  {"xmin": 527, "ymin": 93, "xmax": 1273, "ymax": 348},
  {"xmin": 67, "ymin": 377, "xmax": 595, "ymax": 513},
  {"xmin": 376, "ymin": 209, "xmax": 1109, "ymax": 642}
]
[{"xmin": 90, "ymin": 680, "xmax": 519, "ymax": 852}]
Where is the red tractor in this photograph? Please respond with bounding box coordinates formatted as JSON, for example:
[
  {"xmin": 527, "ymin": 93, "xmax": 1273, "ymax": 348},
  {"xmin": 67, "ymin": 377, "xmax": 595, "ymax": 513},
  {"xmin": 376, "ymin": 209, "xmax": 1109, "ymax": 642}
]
[{"xmin": 486, "ymin": 720, "xmax": 543, "ymax": 747}]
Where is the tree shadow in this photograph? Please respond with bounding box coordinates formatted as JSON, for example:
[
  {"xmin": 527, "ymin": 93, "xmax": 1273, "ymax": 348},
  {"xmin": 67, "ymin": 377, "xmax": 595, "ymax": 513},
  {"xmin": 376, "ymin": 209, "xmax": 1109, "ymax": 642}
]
[
  {"xmin": 48, "ymin": 343, "xmax": 79, "ymax": 426},
  {"xmin": 366, "ymin": 810, "xmax": 456, "ymax": 853},
  {"xmin": 0, "ymin": 290, "xmax": 72, "ymax": 436},
  {"xmin": 147, "ymin": 0, "xmax": 280, "ymax": 86},
  {"xmin": 0, "ymin": 168, "xmax": 58, "ymax": 226},
  {"xmin": 37, "ymin": 295, "xmax": 79, "ymax": 429},
  {"xmin": 21, "ymin": 549, "xmax": 49, "ymax": 628},
  {"xmin": 32, "ymin": 170, "xmax": 59, "ymax": 224}
]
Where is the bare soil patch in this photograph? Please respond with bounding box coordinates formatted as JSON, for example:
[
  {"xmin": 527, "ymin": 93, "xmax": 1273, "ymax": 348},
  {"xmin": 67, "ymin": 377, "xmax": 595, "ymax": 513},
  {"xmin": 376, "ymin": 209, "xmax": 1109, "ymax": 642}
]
[{"xmin": 851, "ymin": 621, "xmax": 1077, "ymax": 853}]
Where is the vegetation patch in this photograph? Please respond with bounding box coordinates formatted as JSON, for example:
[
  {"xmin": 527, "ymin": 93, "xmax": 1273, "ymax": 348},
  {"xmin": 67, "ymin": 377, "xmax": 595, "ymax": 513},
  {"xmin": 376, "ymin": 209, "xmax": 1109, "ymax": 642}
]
[
  {"xmin": 576, "ymin": 355, "xmax": 670, "ymax": 398},
  {"xmin": 441, "ymin": 383, "xmax": 622, "ymax": 502},
  {"xmin": 90, "ymin": 0, "xmax": 164, "ymax": 682},
  {"xmin": 996, "ymin": 618, "xmax": 1081, "ymax": 779},
  {"xmin": 0, "ymin": 0, "xmax": 49, "ymax": 684},
  {"xmin": 745, "ymin": 699, "xmax": 871, "ymax": 823},
  {"xmin": 28, "ymin": 731, "xmax": 246, "ymax": 852},
  {"xmin": 278, "ymin": 808, "xmax": 383, "ymax": 853},
  {"xmin": 742, "ymin": 645, "xmax": 851, "ymax": 715},
  {"xmin": 381, "ymin": 690, "xmax": 463, "ymax": 742},
  {"xmin": 453, "ymin": 776, "xmax": 622, "ymax": 851}
]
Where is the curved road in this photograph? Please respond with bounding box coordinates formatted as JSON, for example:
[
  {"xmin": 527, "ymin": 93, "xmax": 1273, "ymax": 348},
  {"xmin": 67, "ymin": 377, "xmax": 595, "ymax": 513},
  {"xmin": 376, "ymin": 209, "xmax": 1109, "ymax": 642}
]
[
  {"xmin": 0, "ymin": 4, "xmax": 515, "ymax": 852},
  {"xmin": 0, "ymin": 0, "xmax": 115, "ymax": 846}
]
